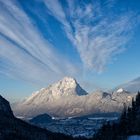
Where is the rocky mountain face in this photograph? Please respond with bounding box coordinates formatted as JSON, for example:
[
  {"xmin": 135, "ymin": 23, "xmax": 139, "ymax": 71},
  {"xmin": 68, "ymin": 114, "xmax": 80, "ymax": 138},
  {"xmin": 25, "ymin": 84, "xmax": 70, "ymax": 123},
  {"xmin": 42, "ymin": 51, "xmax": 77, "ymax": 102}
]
[
  {"xmin": 0, "ymin": 95, "xmax": 13, "ymax": 117},
  {"xmin": 13, "ymin": 77, "xmax": 137, "ymax": 119}
]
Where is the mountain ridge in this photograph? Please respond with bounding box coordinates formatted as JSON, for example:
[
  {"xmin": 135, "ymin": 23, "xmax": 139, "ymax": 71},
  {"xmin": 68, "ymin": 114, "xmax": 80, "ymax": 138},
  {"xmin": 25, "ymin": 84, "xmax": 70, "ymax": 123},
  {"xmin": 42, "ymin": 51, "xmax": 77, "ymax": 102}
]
[
  {"xmin": 0, "ymin": 95, "xmax": 14, "ymax": 117},
  {"xmin": 13, "ymin": 76, "xmax": 138, "ymax": 119}
]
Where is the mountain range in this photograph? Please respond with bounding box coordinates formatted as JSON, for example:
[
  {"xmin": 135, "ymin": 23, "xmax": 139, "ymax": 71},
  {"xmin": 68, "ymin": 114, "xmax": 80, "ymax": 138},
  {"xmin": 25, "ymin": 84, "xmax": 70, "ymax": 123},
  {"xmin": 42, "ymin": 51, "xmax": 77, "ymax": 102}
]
[{"xmin": 12, "ymin": 76, "xmax": 140, "ymax": 119}]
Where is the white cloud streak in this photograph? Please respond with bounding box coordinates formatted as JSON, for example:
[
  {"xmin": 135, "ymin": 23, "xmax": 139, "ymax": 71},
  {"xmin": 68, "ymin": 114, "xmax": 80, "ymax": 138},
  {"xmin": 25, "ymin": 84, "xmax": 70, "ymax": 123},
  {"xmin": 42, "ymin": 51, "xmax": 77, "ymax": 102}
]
[
  {"xmin": 0, "ymin": 0, "xmax": 139, "ymax": 86},
  {"xmin": 0, "ymin": 0, "xmax": 77, "ymax": 84},
  {"xmin": 44, "ymin": 0, "xmax": 138, "ymax": 72}
]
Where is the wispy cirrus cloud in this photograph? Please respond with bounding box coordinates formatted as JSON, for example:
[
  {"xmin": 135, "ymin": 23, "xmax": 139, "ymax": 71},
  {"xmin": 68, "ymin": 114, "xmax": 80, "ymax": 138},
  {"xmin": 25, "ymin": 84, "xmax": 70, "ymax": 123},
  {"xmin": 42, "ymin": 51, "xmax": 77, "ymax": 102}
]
[
  {"xmin": 0, "ymin": 0, "xmax": 77, "ymax": 84},
  {"xmin": 0, "ymin": 0, "xmax": 139, "ymax": 86},
  {"xmin": 44, "ymin": 0, "xmax": 139, "ymax": 72}
]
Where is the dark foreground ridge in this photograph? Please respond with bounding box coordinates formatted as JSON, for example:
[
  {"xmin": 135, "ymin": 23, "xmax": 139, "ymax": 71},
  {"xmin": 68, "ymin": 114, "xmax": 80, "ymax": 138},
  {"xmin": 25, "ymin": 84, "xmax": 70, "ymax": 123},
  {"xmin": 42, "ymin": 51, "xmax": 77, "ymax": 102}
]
[{"xmin": 0, "ymin": 95, "xmax": 86, "ymax": 140}]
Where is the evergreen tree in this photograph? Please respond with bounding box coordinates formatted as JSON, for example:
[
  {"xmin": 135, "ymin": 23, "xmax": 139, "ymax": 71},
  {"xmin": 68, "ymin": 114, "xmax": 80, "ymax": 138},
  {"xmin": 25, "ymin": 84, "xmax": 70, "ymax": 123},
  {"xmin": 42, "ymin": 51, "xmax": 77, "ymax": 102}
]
[{"xmin": 92, "ymin": 91, "xmax": 140, "ymax": 140}]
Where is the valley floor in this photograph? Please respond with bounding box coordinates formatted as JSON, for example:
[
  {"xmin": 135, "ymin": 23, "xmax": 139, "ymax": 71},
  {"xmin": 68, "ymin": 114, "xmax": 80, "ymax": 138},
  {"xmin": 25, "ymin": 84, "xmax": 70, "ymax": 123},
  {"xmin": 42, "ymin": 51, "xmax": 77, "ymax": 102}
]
[{"xmin": 30, "ymin": 116, "xmax": 118, "ymax": 137}]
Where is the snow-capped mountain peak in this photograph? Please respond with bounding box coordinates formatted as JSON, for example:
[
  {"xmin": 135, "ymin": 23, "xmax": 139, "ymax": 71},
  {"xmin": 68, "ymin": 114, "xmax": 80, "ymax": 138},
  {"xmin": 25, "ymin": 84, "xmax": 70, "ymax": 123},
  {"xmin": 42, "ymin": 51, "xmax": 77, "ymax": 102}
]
[
  {"xmin": 13, "ymin": 77, "xmax": 139, "ymax": 119},
  {"xmin": 46, "ymin": 76, "xmax": 87, "ymax": 96},
  {"xmin": 16, "ymin": 77, "xmax": 87, "ymax": 107},
  {"xmin": 116, "ymin": 88, "xmax": 125, "ymax": 93},
  {"xmin": 58, "ymin": 77, "xmax": 77, "ymax": 88},
  {"xmin": 51, "ymin": 77, "xmax": 77, "ymax": 94},
  {"xmin": 13, "ymin": 77, "xmax": 89, "ymax": 118}
]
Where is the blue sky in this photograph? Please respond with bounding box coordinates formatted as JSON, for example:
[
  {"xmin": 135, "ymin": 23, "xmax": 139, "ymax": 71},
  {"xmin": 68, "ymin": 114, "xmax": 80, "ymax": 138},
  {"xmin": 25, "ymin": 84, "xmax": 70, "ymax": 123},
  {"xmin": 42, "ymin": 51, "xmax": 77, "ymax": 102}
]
[{"xmin": 0, "ymin": 0, "xmax": 140, "ymax": 102}]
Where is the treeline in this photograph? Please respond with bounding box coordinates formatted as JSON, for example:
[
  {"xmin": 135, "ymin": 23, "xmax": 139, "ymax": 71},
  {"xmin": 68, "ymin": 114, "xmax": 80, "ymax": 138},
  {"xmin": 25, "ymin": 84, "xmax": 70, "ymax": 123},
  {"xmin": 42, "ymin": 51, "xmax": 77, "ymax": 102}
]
[{"xmin": 92, "ymin": 91, "xmax": 140, "ymax": 140}]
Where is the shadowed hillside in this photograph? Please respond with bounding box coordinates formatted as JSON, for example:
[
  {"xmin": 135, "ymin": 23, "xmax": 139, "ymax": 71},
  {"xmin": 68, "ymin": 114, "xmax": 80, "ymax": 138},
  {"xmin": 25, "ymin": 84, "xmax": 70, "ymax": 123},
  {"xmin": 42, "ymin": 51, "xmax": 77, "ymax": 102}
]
[{"xmin": 0, "ymin": 95, "xmax": 86, "ymax": 140}]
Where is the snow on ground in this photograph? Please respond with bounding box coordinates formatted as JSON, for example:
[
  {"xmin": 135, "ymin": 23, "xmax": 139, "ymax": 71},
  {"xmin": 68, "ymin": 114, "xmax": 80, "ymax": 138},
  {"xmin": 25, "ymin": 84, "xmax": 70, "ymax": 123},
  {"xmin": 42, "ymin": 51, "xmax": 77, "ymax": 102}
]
[{"xmin": 128, "ymin": 135, "xmax": 140, "ymax": 140}]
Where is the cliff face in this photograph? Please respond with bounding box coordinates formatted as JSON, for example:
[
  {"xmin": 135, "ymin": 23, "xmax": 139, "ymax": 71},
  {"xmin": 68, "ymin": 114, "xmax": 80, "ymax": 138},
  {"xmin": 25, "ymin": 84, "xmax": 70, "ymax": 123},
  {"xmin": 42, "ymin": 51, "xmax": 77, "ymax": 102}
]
[{"xmin": 0, "ymin": 95, "xmax": 14, "ymax": 117}]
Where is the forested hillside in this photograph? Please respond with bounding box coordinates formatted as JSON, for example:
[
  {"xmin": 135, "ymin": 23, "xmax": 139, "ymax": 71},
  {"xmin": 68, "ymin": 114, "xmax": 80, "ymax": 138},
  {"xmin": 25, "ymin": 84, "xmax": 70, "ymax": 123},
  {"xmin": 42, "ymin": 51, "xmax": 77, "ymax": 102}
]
[{"xmin": 93, "ymin": 92, "xmax": 140, "ymax": 140}]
